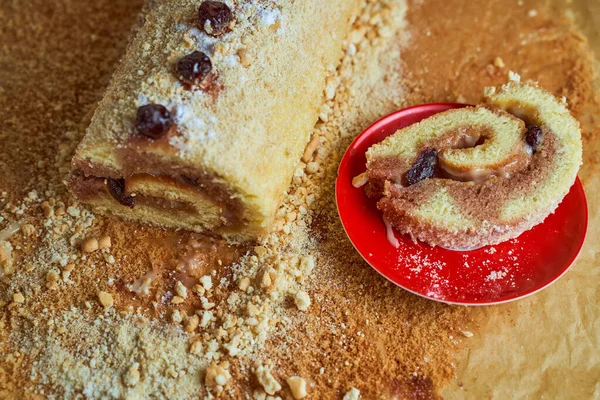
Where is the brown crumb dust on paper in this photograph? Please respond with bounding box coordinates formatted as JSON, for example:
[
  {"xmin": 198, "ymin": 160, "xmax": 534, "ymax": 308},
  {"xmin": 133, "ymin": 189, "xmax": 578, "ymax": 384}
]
[{"xmin": 0, "ymin": 0, "xmax": 598, "ymax": 399}]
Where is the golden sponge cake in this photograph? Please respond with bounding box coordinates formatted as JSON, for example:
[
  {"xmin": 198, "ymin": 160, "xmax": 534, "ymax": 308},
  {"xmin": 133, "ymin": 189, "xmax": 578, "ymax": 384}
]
[
  {"xmin": 364, "ymin": 74, "xmax": 582, "ymax": 249},
  {"xmin": 68, "ymin": 0, "xmax": 360, "ymax": 242}
]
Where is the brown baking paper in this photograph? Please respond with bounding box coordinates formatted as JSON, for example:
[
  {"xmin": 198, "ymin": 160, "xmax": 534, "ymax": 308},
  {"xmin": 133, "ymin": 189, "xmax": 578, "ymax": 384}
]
[{"xmin": 444, "ymin": 3, "xmax": 600, "ymax": 398}]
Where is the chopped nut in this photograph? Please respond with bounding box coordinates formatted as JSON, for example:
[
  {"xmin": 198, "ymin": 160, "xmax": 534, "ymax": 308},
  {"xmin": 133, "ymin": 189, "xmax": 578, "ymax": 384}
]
[
  {"xmin": 21, "ymin": 224, "xmax": 35, "ymax": 236},
  {"xmin": 175, "ymin": 281, "xmax": 188, "ymax": 299},
  {"xmin": 286, "ymin": 211, "xmax": 297, "ymax": 223},
  {"xmin": 190, "ymin": 340, "xmax": 203, "ymax": 355},
  {"xmin": 12, "ymin": 292, "xmax": 25, "ymax": 304},
  {"xmin": 306, "ymin": 162, "xmax": 319, "ymax": 174},
  {"xmin": 172, "ymin": 310, "xmax": 183, "ymax": 323},
  {"xmin": 294, "ymin": 290, "xmax": 311, "ymax": 311},
  {"xmin": 123, "ymin": 364, "xmax": 140, "ymax": 387},
  {"xmin": 81, "ymin": 238, "xmax": 99, "ymax": 253},
  {"xmin": 200, "ymin": 275, "xmax": 213, "ymax": 291},
  {"xmin": 254, "ymin": 246, "xmax": 267, "ymax": 257},
  {"xmin": 184, "ymin": 315, "xmax": 200, "ymax": 333},
  {"xmin": 259, "ymin": 268, "xmax": 272, "ymax": 289},
  {"xmin": 205, "ymin": 362, "xmax": 231, "ymax": 389},
  {"xmin": 343, "ymin": 388, "xmax": 360, "ymax": 400},
  {"xmin": 171, "ymin": 295, "xmax": 185, "ymax": 305},
  {"xmin": 255, "ymin": 364, "xmax": 281, "ymax": 395},
  {"xmin": 238, "ymin": 277, "xmax": 250, "ymax": 292},
  {"xmin": 302, "ymin": 134, "xmax": 320, "ymax": 162},
  {"xmin": 200, "ymin": 310, "xmax": 213, "ymax": 328},
  {"xmin": 287, "ymin": 376, "xmax": 308, "ymax": 399},
  {"xmin": 461, "ymin": 330, "xmax": 474, "ymax": 338},
  {"xmin": 493, "ymin": 56, "xmax": 505, "ymax": 68},
  {"xmin": 64, "ymin": 264, "xmax": 75, "ymax": 272},
  {"xmin": 351, "ymin": 172, "xmax": 369, "ymax": 188},
  {"xmin": 246, "ymin": 303, "xmax": 260, "ymax": 317},
  {"xmin": 97, "ymin": 291, "xmax": 114, "ymax": 308},
  {"xmin": 192, "ymin": 284, "xmax": 206, "ymax": 296},
  {"xmin": 98, "ymin": 235, "xmax": 112, "ymax": 249}
]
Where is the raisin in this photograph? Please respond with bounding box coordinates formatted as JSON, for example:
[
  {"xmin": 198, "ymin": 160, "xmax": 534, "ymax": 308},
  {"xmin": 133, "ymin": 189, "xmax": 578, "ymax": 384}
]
[
  {"xmin": 177, "ymin": 51, "xmax": 212, "ymax": 87},
  {"xmin": 107, "ymin": 178, "xmax": 135, "ymax": 208},
  {"xmin": 135, "ymin": 104, "xmax": 173, "ymax": 139},
  {"xmin": 404, "ymin": 148, "xmax": 439, "ymax": 186},
  {"xmin": 198, "ymin": 1, "xmax": 233, "ymax": 36},
  {"xmin": 525, "ymin": 125, "xmax": 543, "ymax": 152}
]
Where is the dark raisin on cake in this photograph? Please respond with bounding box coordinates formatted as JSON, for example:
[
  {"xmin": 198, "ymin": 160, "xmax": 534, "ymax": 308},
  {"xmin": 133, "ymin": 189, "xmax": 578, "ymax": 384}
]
[
  {"xmin": 404, "ymin": 148, "xmax": 439, "ymax": 186},
  {"xmin": 107, "ymin": 178, "xmax": 135, "ymax": 208},
  {"xmin": 198, "ymin": 1, "xmax": 233, "ymax": 36},
  {"xmin": 525, "ymin": 125, "xmax": 543, "ymax": 152},
  {"xmin": 135, "ymin": 104, "xmax": 173, "ymax": 139},
  {"xmin": 177, "ymin": 51, "xmax": 212, "ymax": 87}
]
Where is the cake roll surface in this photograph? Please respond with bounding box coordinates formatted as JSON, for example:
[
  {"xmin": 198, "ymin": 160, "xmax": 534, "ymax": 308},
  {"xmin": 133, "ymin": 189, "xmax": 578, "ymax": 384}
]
[
  {"xmin": 69, "ymin": 0, "xmax": 360, "ymax": 241},
  {"xmin": 363, "ymin": 76, "xmax": 582, "ymax": 249}
]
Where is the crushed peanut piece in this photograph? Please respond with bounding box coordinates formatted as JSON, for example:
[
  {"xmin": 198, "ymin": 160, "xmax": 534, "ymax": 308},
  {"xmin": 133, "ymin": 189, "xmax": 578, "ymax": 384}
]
[
  {"xmin": 98, "ymin": 235, "xmax": 111, "ymax": 249},
  {"xmin": 238, "ymin": 277, "xmax": 250, "ymax": 292},
  {"xmin": 200, "ymin": 275, "xmax": 213, "ymax": 291},
  {"xmin": 493, "ymin": 56, "xmax": 505, "ymax": 68},
  {"xmin": 192, "ymin": 284, "xmax": 206, "ymax": 296},
  {"xmin": 287, "ymin": 376, "xmax": 308, "ymax": 399},
  {"xmin": 190, "ymin": 340, "xmax": 203, "ymax": 355},
  {"xmin": 352, "ymin": 172, "xmax": 369, "ymax": 188},
  {"xmin": 81, "ymin": 238, "xmax": 99, "ymax": 253},
  {"xmin": 294, "ymin": 290, "xmax": 311, "ymax": 311},
  {"xmin": 255, "ymin": 364, "xmax": 281, "ymax": 395},
  {"xmin": 254, "ymin": 246, "xmax": 267, "ymax": 257},
  {"xmin": 302, "ymin": 134, "xmax": 320, "ymax": 162},
  {"xmin": 171, "ymin": 296, "xmax": 185, "ymax": 305},
  {"xmin": 343, "ymin": 388, "xmax": 361, "ymax": 400},
  {"xmin": 12, "ymin": 292, "xmax": 25, "ymax": 304},
  {"xmin": 175, "ymin": 281, "xmax": 188, "ymax": 299},
  {"xmin": 97, "ymin": 291, "xmax": 114, "ymax": 309},
  {"xmin": 184, "ymin": 315, "xmax": 200, "ymax": 333},
  {"xmin": 172, "ymin": 310, "xmax": 183, "ymax": 323},
  {"xmin": 205, "ymin": 362, "xmax": 232, "ymax": 389}
]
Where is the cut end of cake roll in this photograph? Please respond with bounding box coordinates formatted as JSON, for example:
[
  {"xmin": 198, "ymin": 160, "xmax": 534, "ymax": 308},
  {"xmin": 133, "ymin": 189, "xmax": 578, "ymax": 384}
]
[
  {"xmin": 68, "ymin": 0, "xmax": 361, "ymax": 242},
  {"xmin": 364, "ymin": 75, "xmax": 582, "ymax": 249}
]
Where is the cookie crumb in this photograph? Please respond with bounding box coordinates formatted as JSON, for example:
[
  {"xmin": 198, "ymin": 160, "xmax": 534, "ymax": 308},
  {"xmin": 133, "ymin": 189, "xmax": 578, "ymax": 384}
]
[
  {"xmin": 200, "ymin": 275, "xmax": 213, "ymax": 291},
  {"xmin": 343, "ymin": 387, "xmax": 361, "ymax": 400},
  {"xmin": 98, "ymin": 235, "xmax": 112, "ymax": 249},
  {"xmin": 81, "ymin": 238, "xmax": 99, "ymax": 253},
  {"xmin": 255, "ymin": 364, "xmax": 281, "ymax": 395},
  {"xmin": 294, "ymin": 290, "xmax": 311, "ymax": 311},
  {"xmin": 12, "ymin": 292, "xmax": 25, "ymax": 304},
  {"xmin": 123, "ymin": 364, "xmax": 140, "ymax": 387},
  {"xmin": 97, "ymin": 291, "xmax": 114, "ymax": 309},
  {"xmin": 493, "ymin": 56, "xmax": 505, "ymax": 68},
  {"xmin": 175, "ymin": 281, "xmax": 188, "ymax": 299},
  {"xmin": 287, "ymin": 376, "xmax": 308, "ymax": 399}
]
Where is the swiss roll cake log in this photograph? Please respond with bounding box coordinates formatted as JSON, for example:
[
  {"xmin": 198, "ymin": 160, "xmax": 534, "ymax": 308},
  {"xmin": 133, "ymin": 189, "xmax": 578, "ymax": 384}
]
[{"xmin": 68, "ymin": 0, "xmax": 360, "ymax": 241}]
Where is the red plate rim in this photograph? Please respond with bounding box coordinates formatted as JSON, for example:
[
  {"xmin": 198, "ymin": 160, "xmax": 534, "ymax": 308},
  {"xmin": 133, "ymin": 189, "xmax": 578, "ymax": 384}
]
[{"xmin": 335, "ymin": 103, "xmax": 588, "ymax": 306}]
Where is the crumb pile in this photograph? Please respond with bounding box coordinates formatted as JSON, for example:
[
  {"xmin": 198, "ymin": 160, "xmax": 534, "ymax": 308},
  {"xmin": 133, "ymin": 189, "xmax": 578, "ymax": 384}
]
[{"xmin": 0, "ymin": 0, "xmax": 596, "ymax": 398}]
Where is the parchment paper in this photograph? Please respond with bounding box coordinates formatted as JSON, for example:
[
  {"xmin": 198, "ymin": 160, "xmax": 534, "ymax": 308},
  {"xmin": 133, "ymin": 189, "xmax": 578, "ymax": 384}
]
[{"xmin": 444, "ymin": 2, "xmax": 600, "ymax": 398}]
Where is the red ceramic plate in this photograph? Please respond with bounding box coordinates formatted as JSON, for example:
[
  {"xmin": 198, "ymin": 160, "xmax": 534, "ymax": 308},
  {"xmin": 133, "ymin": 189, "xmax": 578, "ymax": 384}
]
[{"xmin": 336, "ymin": 103, "xmax": 588, "ymax": 305}]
